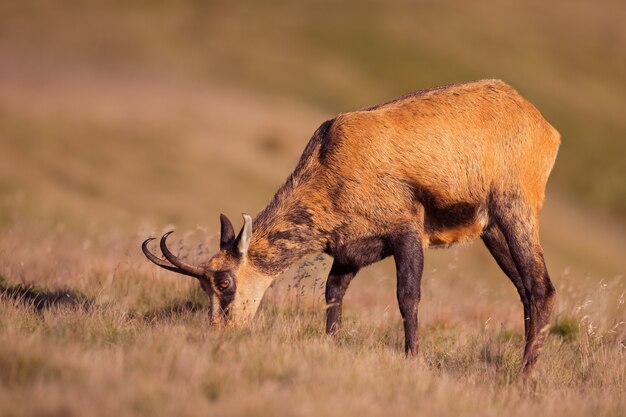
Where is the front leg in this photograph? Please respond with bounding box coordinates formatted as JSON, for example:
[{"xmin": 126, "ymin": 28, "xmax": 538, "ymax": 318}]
[
  {"xmin": 325, "ymin": 260, "xmax": 359, "ymax": 335},
  {"xmin": 391, "ymin": 231, "xmax": 424, "ymax": 356}
]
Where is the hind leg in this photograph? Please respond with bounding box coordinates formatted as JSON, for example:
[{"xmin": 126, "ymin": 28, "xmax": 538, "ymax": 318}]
[
  {"xmin": 482, "ymin": 225, "xmax": 531, "ymax": 342},
  {"xmin": 491, "ymin": 198, "xmax": 556, "ymax": 373}
]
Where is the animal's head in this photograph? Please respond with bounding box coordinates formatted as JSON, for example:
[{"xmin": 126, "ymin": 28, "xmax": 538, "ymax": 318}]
[{"xmin": 142, "ymin": 214, "xmax": 273, "ymax": 327}]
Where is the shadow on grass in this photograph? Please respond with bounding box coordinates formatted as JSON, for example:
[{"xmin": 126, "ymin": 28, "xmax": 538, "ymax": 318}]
[
  {"xmin": 0, "ymin": 274, "xmax": 92, "ymax": 313},
  {"xmin": 0, "ymin": 273, "xmax": 210, "ymax": 323}
]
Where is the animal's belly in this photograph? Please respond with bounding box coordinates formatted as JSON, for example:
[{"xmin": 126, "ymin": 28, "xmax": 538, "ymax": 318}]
[
  {"xmin": 422, "ymin": 204, "xmax": 489, "ymax": 248},
  {"xmin": 424, "ymin": 221, "xmax": 486, "ymax": 248}
]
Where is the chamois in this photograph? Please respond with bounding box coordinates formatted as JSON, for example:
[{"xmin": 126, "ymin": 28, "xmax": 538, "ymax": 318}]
[{"xmin": 142, "ymin": 79, "xmax": 560, "ymax": 373}]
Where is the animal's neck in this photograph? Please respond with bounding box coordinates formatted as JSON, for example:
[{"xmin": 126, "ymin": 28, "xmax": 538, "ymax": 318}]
[
  {"xmin": 245, "ymin": 126, "xmax": 337, "ymax": 276},
  {"xmin": 247, "ymin": 190, "xmax": 327, "ymax": 277}
]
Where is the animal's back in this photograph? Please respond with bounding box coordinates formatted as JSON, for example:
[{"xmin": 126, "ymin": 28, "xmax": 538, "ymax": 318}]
[{"xmin": 314, "ymin": 79, "xmax": 560, "ymax": 246}]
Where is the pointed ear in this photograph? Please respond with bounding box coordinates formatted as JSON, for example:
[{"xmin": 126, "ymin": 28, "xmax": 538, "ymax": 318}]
[
  {"xmin": 235, "ymin": 213, "xmax": 253, "ymax": 255},
  {"xmin": 220, "ymin": 214, "xmax": 235, "ymax": 250}
]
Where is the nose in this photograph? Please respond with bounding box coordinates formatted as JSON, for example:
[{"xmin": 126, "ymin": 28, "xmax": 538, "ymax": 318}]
[{"xmin": 207, "ymin": 293, "xmax": 232, "ymax": 328}]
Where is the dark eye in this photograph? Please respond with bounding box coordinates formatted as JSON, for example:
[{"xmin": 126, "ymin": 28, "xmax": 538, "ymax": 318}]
[{"xmin": 214, "ymin": 272, "xmax": 233, "ymax": 292}]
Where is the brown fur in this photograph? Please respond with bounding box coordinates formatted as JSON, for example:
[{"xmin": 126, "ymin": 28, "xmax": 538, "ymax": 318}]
[
  {"xmin": 249, "ymin": 79, "xmax": 559, "ymax": 265},
  {"xmin": 143, "ymin": 79, "xmax": 560, "ymax": 373}
]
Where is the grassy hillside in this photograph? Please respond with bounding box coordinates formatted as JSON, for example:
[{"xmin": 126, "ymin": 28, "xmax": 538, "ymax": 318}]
[
  {"xmin": 1, "ymin": 0, "xmax": 624, "ymax": 216},
  {"xmin": 0, "ymin": 1, "xmax": 624, "ymax": 416}
]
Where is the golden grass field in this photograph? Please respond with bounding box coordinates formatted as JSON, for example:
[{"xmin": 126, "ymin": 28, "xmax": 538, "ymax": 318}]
[{"xmin": 1, "ymin": 1, "xmax": 625, "ymax": 416}]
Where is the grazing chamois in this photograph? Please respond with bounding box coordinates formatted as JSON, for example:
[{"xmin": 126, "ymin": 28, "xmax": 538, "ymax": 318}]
[{"xmin": 142, "ymin": 79, "xmax": 560, "ymax": 373}]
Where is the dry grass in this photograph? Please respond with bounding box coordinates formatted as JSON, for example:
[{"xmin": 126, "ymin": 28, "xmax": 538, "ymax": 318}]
[
  {"xmin": 1, "ymin": 1, "xmax": 625, "ymax": 416},
  {"xmin": 0, "ymin": 229, "xmax": 624, "ymax": 417}
]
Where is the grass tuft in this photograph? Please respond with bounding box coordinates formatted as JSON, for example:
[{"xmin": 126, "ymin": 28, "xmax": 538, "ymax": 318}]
[{"xmin": 550, "ymin": 316, "xmax": 581, "ymax": 342}]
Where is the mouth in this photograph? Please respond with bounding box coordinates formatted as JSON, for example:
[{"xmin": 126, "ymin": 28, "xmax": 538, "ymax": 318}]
[{"xmin": 208, "ymin": 309, "xmax": 229, "ymax": 328}]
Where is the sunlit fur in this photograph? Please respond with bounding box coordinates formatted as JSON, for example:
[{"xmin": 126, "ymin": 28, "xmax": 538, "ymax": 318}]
[
  {"xmin": 141, "ymin": 77, "xmax": 560, "ymax": 374},
  {"xmin": 214, "ymin": 79, "xmax": 560, "ymax": 328}
]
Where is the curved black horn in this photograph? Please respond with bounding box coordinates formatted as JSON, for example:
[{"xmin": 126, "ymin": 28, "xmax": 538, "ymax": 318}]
[
  {"xmin": 159, "ymin": 231, "xmax": 205, "ymax": 278},
  {"xmin": 141, "ymin": 237, "xmax": 200, "ymax": 279}
]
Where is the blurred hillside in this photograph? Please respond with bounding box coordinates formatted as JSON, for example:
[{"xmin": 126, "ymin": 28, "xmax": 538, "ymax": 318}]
[
  {"xmin": 1, "ymin": 0, "xmax": 624, "ymax": 218},
  {"xmin": 0, "ymin": 0, "xmax": 625, "ymax": 282}
]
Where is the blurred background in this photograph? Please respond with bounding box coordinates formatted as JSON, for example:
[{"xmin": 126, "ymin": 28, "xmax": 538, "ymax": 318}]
[{"xmin": 0, "ymin": 0, "xmax": 624, "ymax": 303}]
